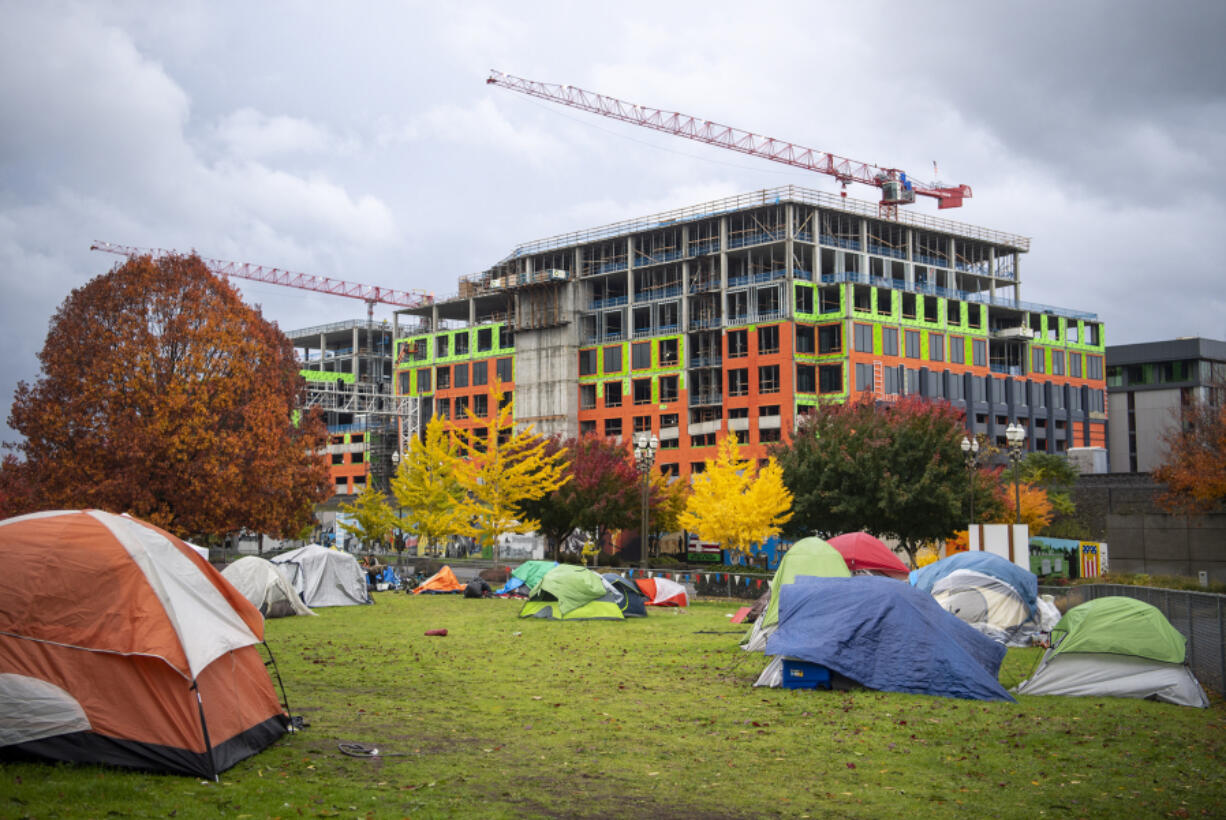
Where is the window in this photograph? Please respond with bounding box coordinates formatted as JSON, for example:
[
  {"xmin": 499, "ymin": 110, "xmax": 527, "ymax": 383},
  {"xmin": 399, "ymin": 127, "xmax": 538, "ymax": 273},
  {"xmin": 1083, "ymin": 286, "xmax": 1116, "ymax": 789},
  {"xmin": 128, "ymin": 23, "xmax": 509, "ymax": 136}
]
[
  {"xmin": 1051, "ymin": 350, "xmax": 1065, "ymax": 376},
  {"xmin": 759, "ymin": 404, "xmax": 780, "ymax": 418},
  {"xmin": 454, "ymin": 395, "xmax": 469, "ymax": 418},
  {"xmin": 1032, "ymin": 347, "xmax": 1045, "ymax": 374},
  {"xmin": 603, "ymin": 345, "xmax": 622, "ymax": 373},
  {"xmin": 632, "ymin": 341, "xmax": 652, "ymax": 370},
  {"xmin": 795, "ymin": 325, "xmax": 815, "ymax": 354},
  {"xmin": 435, "ymin": 397, "xmax": 450, "ymax": 419},
  {"xmin": 902, "ymin": 293, "xmax": 916, "ymax": 319},
  {"xmin": 946, "ymin": 300, "xmax": 961, "ymax": 325},
  {"xmin": 972, "ymin": 339, "xmax": 987, "ymax": 367},
  {"xmin": 477, "ymin": 328, "xmax": 493, "ymax": 352},
  {"xmin": 691, "ymin": 462, "xmax": 707, "ymax": 474},
  {"xmin": 453, "ymin": 363, "xmax": 469, "ymax": 388},
  {"xmin": 728, "ymin": 368, "xmax": 749, "ymax": 397},
  {"xmin": 580, "ymin": 420, "xmax": 596, "ymax": 436},
  {"xmin": 1087, "ymin": 355, "xmax": 1103, "ymax": 380},
  {"xmin": 759, "ymin": 427, "xmax": 782, "ymax": 443},
  {"xmin": 1069, "ymin": 353, "xmax": 1083, "ymax": 378},
  {"xmin": 417, "ymin": 368, "xmax": 432, "ymax": 392},
  {"xmin": 727, "ymin": 329, "xmax": 748, "ymax": 358},
  {"xmin": 496, "ymin": 357, "xmax": 512, "ymax": 382},
  {"xmin": 877, "ymin": 289, "xmax": 892, "ymax": 316},
  {"xmin": 690, "ymin": 434, "xmax": 716, "ymax": 448},
  {"xmin": 905, "ymin": 368, "xmax": 920, "ymax": 395},
  {"xmin": 950, "ymin": 335, "xmax": 964, "ymax": 364},
  {"xmin": 883, "ymin": 367, "xmax": 900, "ymax": 395},
  {"xmin": 795, "ymin": 284, "xmax": 813, "ymax": 314},
  {"xmin": 967, "ymin": 306, "xmax": 982, "ymax": 330},
  {"xmin": 474, "ymin": 394, "xmax": 489, "ymax": 418},
  {"xmin": 331, "ymin": 453, "xmax": 344, "ymax": 465},
  {"xmin": 854, "ymin": 323, "xmax": 873, "ymax": 353},
  {"xmin": 473, "ymin": 360, "xmax": 488, "ymax": 386},
  {"xmin": 604, "ymin": 381, "xmax": 622, "ymax": 408},
  {"xmin": 633, "ymin": 415, "xmax": 651, "ymax": 433},
  {"xmin": 499, "ymin": 326, "xmax": 513, "ymax": 349},
  {"xmin": 948, "ymin": 374, "xmax": 965, "ymax": 401},
  {"xmin": 819, "ymin": 286, "xmax": 840, "ymax": 313},
  {"xmin": 660, "ymin": 413, "xmax": 678, "ymax": 429},
  {"xmin": 659, "ymin": 462, "xmax": 680, "ymax": 477},
  {"xmin": 797, "ymin": 364, "xmax": 816, "ymax": 393},
  {"xmin": 658, "ymin": 338, "xmax": 679, "ymax": 366},
  {"xmin": 1088, "ymin": 389, "xmax": 1105, "ymax": 412},
  {"xmin": 580, "ymin": 384, "xmax": 597, "ymax": 410},
  {"xmin": 579, "ymin": 349, "xmax": 597, "ymax": 376},
  {"xmin": 854, "ymin": 285, "xmax": 872, "ymax": 312},
  {"xmin": 882, "ymin": 327, "xmax": 899, "ymax": 357},
  {"xmin": 759, "ymin": 365, "xmax": 780, "ymax": 393},
  {"xmin": 434, "ymin": 366, "xmax": 449, "ymax": 390},
  {"xmin": 929, "ymin": 333, "xmax": 944, "ymax": 362},
  {"xmin": 659, "ymin": 375, "xmax": 678, "ymax": 402},
  {"xmin": 454, "ymin": 333, "xmax": 470, "ymax": 355},
  {"xmin": 905, "ymin": 330, "xmax": 921, "ymax": 359},
  {"xmin": 758, "ymin": 325, "xmax": 779, "ymax": 354},
  {"xmin": 819, "ymin": 364, "xmax": 842, "ymax": 393},
  {"xmin": 435, "ymin": 335, "xmax": 449, "ymax": 357},
  {"xmin": 398, "ymin": 371, "xmax": 411, "ymax": 395},
  {"xmin": 856, "ymin": 362, "xmax": 874, "ymax": 392},
  {"xmin": 633, "ymin": 378, "xmax": 652, "ymax": 405},
  {"xmin": 604, "ymin": 418, "xmax": 622, "ymax": 437},
  {"xmin": 818, "ymin": 324, "xmax": 842, "ymax": 354},
  {"xmin": 973, "ymin": 377, "xmax": 987, "ymax": 402}
]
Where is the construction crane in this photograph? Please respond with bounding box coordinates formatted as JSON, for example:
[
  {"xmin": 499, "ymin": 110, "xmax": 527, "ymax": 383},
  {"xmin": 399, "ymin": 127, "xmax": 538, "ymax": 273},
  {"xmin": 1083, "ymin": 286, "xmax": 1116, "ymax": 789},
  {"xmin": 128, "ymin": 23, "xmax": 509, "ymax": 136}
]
[
  {"xmin": 486, "ymin": 70, "xmax": 972, "ymax": 219},
  {"xmin": 89, "ymin": 241, "xmax": 433, "ymax": 320}
]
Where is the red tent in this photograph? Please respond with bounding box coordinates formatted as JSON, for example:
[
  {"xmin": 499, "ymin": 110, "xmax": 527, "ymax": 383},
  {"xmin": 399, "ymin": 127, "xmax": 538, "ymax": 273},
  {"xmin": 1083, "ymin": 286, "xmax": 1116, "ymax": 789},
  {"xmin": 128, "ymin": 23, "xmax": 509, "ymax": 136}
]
[
  {"xmin": 827, "ymin": 532, "xmax": 910, "ymax": 579},
  {"xmin": 634, "ymin": 577, "xmax": 688, "ymax": 607}
]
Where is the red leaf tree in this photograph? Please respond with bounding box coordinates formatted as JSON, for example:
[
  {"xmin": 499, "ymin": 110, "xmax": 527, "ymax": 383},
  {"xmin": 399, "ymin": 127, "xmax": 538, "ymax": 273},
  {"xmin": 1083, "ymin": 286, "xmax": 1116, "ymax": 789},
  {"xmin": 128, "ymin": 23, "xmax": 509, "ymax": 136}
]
[{"xmin": 5, "ymin": 253, "xmax": 331, "ymax": 537}]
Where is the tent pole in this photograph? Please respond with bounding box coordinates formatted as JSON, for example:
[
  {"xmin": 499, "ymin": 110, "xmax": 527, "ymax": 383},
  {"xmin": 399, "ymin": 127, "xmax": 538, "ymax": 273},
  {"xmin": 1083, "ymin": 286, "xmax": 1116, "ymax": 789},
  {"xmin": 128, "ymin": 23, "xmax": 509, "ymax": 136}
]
[
  {"xmin": 262, "ymin": 641, "xmax": 295, "ymax": 726},
  {"xmin": 192, "ymin": 680, "xmax": 219, "ymax": 782}
]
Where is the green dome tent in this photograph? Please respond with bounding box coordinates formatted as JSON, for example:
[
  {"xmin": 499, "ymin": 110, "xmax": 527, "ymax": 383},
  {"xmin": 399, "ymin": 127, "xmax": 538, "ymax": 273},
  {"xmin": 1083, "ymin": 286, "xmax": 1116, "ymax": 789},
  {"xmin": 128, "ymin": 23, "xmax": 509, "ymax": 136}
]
[
  {"xmin": 1015, "ymin": 597, "xmax": 1208, "ymax": 707},
  {"xmin": 518, "ymin": 565, "xmax": 625, "ymax": 621},
  {"xmin": 743, "ymin": 537, "xmax": 850, "ymax": 651}
]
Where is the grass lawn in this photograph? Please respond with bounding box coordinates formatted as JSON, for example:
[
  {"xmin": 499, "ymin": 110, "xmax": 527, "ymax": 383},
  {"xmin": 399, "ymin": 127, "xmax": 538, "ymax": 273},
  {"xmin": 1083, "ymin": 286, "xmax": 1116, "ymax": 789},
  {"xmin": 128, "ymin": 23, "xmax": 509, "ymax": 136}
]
[{"xmin": 4, "ymin": 593, "xmax": 1223, "ymax": 819}]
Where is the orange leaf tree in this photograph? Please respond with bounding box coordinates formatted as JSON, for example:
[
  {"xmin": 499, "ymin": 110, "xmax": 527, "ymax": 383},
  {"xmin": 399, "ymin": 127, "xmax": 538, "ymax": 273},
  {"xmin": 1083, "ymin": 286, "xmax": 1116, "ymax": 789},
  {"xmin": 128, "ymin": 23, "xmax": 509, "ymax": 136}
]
[
  {"xmin": 6, "ymin": 253, "xmax": 331, "ymax": 537},
  {"xmin": 996, "ymin": 481, "xmax": 1055, "ymax": 534},
  {"xmin": 1153, "ymin": 389, "xmax": 1226, "ymax": 513}
]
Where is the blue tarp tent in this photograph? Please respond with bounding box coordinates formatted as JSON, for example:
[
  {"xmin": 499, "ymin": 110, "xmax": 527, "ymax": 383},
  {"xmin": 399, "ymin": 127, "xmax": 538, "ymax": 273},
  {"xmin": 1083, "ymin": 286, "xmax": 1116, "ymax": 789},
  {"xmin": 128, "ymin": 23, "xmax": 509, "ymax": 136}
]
[
  {"xmin": 762, "ymin": 576, "xmax": 1015, "ymax": 702},
  {"xmin": 910, "ymin": 551, "xmax": 1038, "ymax": 618}
]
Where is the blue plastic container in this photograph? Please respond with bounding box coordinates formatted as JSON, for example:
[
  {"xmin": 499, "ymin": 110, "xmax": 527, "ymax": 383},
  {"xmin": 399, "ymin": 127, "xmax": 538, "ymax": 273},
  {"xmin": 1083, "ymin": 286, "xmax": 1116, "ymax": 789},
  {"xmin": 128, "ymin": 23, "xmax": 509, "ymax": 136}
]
[{"xmin": 781, "ymin": 659, "xmax": 832, "ymax": 690}]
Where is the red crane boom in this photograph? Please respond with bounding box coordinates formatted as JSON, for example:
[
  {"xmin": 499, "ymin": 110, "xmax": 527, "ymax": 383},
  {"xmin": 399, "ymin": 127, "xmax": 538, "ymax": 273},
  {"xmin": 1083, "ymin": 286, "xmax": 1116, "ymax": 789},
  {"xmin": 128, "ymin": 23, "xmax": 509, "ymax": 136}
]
[
  {"xmin": 90, "ymin": 241, "xmax": 433, "ymax": 319},
  {"xmin": 486, "ymin": 70, "xmax": 971, "ymax": 218}
]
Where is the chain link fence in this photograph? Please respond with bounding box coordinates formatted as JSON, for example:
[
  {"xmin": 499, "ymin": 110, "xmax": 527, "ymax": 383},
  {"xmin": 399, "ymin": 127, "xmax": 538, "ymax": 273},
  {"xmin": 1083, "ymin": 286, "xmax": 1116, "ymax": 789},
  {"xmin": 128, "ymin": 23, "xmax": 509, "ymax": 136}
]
[{"xmin": 1040, "ymin": 584, "xmax": 1226, "ymax": 697}]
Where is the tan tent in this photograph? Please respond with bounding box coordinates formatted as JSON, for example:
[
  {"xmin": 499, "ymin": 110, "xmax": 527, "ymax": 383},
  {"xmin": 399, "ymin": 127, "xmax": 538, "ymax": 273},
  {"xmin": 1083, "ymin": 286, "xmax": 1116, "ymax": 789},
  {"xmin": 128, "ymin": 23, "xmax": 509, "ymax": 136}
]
[
  {"xmin": 0, "ymin": 510, "xmax": 289, "ymax": 778},
  {"xmin": 222, "ymin": 556, "xmax": 315, "ymax": 618}
]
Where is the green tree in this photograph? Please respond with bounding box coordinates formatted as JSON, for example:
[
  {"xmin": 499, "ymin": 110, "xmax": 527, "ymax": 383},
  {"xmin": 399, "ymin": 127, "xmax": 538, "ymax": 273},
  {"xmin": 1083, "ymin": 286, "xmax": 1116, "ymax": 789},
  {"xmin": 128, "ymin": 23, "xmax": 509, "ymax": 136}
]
[
  {"xmin": 451, "ymin": 380, "xmax": 569, "ymax": 561},
  {"xmin": 5, "ymin": 253, "xmax": 330, "ymax": 537},
  {"xmin": 776, "ymin": 396, "xmax": 973, "ymax": 567},
  {"xmin": 338, "ymin": 484, "xmax": 397, "ymax": 552},
  {"xmin": 678, "ymin": 435, "xmax": 792, "ymax": 556},
  {"xmin": 391, "ymin": 416, "xmax": 475, "ymax": 556}
]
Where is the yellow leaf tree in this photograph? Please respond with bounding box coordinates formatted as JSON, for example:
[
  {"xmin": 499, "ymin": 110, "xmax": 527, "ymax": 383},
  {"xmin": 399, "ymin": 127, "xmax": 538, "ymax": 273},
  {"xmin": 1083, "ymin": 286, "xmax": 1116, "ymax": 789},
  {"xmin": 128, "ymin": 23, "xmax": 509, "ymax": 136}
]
[
  {"xmin": 391, "ymin": 416, "xmax": 475, "ymax": 556},
  {"xmin": 451, "ymin": 380, "xmax": 569, "ymax": 561},
  {"xmin": 678, "ymin": 434, "xmax": 793, "ymax": 556},
  {"xmin": 338, "ymin": 483, "xmax": 398, "ymax": 552}
]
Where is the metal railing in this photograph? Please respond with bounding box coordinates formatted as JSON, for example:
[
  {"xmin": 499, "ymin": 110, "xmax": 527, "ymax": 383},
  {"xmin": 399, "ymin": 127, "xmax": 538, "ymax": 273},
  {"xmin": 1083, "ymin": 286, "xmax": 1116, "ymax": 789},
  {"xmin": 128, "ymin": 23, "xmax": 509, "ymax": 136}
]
[{"xmin": 1039, "ymin": 584, "xmax": 1226, "ymax": 696}]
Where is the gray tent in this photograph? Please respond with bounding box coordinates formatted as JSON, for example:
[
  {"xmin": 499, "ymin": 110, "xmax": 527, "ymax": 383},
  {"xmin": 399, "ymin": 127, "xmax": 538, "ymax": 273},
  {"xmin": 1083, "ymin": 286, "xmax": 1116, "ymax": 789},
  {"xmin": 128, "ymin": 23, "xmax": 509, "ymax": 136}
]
[
  {"xmin": 270, "ymin": 544, "xmax": 371, "ymax": 607},
  {"xmin": 222, "ymin": 556, "xmax": 316, "ymax": 618}
]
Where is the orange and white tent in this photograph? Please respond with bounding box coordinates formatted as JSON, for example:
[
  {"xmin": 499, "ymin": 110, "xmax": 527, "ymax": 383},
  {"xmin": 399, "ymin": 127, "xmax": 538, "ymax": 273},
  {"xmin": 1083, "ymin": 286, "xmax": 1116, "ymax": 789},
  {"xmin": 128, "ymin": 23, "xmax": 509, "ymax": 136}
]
[
  {"xmin": 0, "ymin": 510, "xmax": 290, "ymax": 778},
  {"xmin": 634, "ymin": 576, "xmax": 689, "ymax": 607},
  {"xmin": 412, "ymin": 565, "xmax": 466, "ymax": 594}
]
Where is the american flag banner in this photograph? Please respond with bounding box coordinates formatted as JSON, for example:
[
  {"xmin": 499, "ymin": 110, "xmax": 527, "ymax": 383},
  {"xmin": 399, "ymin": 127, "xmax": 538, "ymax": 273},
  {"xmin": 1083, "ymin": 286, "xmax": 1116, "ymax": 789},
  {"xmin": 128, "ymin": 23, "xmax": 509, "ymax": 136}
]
[{"xmin": 1080, "ymin": 542, "xmax": 1100, "ymax": 578}]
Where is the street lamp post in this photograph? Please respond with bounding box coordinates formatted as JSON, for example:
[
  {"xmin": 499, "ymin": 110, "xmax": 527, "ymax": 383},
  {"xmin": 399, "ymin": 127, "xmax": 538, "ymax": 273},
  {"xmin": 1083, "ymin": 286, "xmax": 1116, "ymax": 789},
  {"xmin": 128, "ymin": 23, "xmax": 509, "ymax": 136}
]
[
  {"xmin": 634, "ymin": 433, "xmax": 659, "ymax": 570},
  {"xmin": 960, "ymin": 435, "xmax": 980, "ymax": 526},
  {"xmin": 389, "ymin": 449, "xmax": 403, "ymax": 565},
  {"xmin": 1004, "ymin": 423, "xmax": 1026, "ymax": 524}
]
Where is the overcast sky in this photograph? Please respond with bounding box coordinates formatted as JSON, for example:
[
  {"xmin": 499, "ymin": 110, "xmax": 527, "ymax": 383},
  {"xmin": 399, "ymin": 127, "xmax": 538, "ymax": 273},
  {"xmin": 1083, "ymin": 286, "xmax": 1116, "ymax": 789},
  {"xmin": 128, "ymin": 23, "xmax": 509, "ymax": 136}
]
[{"xmin": 3, "ymin": 1, "xmax": 1224, "ymax": 442}]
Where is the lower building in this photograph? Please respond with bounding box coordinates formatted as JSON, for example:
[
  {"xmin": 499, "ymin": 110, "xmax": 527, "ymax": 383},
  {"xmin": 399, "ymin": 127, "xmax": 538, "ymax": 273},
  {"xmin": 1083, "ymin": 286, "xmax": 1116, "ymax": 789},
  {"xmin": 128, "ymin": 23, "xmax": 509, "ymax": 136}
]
[
  {"xmin": 393, "ymin": 186, "xmax": 1107, "ymax": 475},
  {"xmin": 1106, "ymin": 337, "xmax": 1226, "ymax": 472}
]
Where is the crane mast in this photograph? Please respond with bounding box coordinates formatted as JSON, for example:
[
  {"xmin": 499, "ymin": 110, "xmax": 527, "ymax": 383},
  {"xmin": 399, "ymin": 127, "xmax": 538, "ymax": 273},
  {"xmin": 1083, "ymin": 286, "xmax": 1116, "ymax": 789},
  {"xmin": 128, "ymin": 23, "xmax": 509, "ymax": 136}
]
[
  {"xmin": 89, "ymin": 241, "xmax": 433, "ymax": 320},
  {"xmin": 486, "ymin": 70, "xmax": 971, "ymax": 219}
]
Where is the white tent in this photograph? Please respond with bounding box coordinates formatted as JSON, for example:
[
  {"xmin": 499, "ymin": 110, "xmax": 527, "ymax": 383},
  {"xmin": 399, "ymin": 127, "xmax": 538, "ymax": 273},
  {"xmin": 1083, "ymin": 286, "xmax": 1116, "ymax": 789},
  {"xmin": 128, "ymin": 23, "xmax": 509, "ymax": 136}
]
[
  {"xmin": 186, "ymin": 542, "xmax": 210, "ymax": 561},
  {"xmin": 931, "ymin": 568, "xmax": 1038, "ymax": 646},
  {"xmin": 222, "ymin": 556, "xmax": 315, "ymax": 618},
  {"xmin": 269, "ymin": 544, "xmax": 370, "ymax": 607}
]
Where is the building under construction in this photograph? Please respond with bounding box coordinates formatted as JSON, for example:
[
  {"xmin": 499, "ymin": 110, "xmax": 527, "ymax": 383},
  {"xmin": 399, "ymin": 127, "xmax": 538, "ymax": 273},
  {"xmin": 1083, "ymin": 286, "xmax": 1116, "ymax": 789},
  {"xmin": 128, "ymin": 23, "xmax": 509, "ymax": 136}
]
[{"xmin": 394, "ymin": 185, "xmax": 1107, "ymax": 478}]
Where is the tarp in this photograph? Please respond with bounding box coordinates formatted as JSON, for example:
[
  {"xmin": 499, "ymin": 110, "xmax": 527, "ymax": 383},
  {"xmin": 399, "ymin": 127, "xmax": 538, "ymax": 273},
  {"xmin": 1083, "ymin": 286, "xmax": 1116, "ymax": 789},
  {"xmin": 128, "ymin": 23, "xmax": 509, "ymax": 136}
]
[
  {"xmin": 910, "ymin": 551, "xmax": 1037, "ymax": 618},
  {"xmin": 761, "ymin": 576, "xmax": 1014, "ymax": 702},
  {"xmin": 269, "ymin": 544, "xmax": 371, "ymax": 607},
  {"xmin": 519, "ymin": 565, "xmax": 624, "ymax": 621},
  {"xmin": 413, "ymin": 565, "xmax": 465, "ymax": 595},
  {"xmin": 634, "ymin": 576, "xmax": 688, "ymax": 607},
  {"xmin": 602, "ymin": 573, "xmax": 647, "ymax": 617},
  {"xmin": 222, "ymin": 556, "xmax": 315, "ymax": 618},
  {"xmin": 827, "ymin": 532, "xmax": 910, "ymax": 578},
  {"xmin": 497, "ymin": 560, "xmax": 558, "ymax": 596},
  {"xmin": 1015, "ymin": 597, "xmax": 1209, "ymax": 707},
  {"xmin": 743, "ymin": 537, "xmax": 851, "ymax": 651},
  {"xmin": 0, "ymin": 510, "xmax": 288, "ymax": 777}
]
